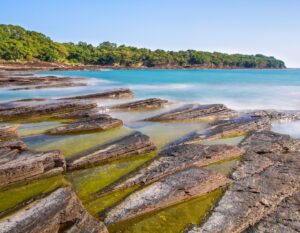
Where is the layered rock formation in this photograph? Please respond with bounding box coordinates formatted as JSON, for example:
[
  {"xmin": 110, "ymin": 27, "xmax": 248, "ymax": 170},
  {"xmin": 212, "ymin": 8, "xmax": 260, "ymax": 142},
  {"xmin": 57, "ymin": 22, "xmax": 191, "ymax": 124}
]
[
  {"xmin": 145, "ymin": 104, "xmax": 236, "ymax": 121},
  {"xmin": 0, "ymin": 187, "xmax": 108, "ymax": 233},
  {"xmin": 61, "ymin": 88, "xmax": 134, "ymax": 100},
  {"xmin": 0, "ymin": 73, "xmax": 87, "ymax": 90},
  {"xmin": 67, "ymin": 132, "xmax": 157, "ymax": 170},
  {"xmin": 106, "ymin": 144, "xmax": 243, "ymax": 193},
  {"xmin": 46, "ymin": 114, "xmax": 123, "ymax": 135},
  {"xmin": 110, "ymin": 98, "xmax": 168, "ymax": 111},
  {"xmin": 104, "ymin": 167, "xmax": 229, "ymax": 225},
  {"xmin": 188, "ymin": 131, "xmax": 300, "ymax": 233}
]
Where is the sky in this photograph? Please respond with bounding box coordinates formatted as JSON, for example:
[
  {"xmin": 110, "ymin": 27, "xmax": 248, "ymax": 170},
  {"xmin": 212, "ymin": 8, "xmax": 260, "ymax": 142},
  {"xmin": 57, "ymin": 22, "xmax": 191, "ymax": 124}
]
[{"xmin": 1, "ymin": 0, "xmax": 300, "ymax": 67}]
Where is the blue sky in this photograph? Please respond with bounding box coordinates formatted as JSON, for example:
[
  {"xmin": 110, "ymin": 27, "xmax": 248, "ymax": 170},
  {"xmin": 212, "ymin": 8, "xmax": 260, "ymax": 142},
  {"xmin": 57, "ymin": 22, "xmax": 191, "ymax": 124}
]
[{"xmin": 1, "ymin": 0, "xmax": 300, "ymax": 67}]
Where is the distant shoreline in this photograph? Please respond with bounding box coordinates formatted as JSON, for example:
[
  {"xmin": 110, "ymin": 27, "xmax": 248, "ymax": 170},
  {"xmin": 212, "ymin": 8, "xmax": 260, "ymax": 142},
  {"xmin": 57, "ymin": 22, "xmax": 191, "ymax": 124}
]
[{"xmin": 0, "ymin": 61, "xmax": 287, "ymax": 72}]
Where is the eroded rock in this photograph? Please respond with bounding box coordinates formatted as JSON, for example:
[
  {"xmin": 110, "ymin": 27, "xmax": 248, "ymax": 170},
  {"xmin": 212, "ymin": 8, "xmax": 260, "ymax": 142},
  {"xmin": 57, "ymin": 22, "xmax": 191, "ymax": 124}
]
[
  {"xmin": 0, "ymin": 187, "xmax": 108, "ymax": 233},
  {"xmin": 107, "ymin": 144, "xmax": 243, "ymax": 193},
  {"xmin": 104, "ymin": 167, "xmax": 229, "ymax": 225},
  {"xmin": 145, "ymin": 104, "xmax": 236, "ymax": 122},
  {"xmin": 110, "ymin": 98, "xmax": 168, "ymax": 111},
  {"xmin": 46, "ymin": 114, "xmax": 123, "ymax": 135},
  {"xmin": 67, "ymin": 131, "xmax": 157, "ymax": 170},
  {"xmin": 0, "ymin": 125, "xmax": 19, "ymax": 140},
  {"xmin": 188, "ymin": 131, "xmax": 300, "ymax": 233},
  {"xmin": 61, "ymin": 88, "xmax": 134, "ymax": 100}
]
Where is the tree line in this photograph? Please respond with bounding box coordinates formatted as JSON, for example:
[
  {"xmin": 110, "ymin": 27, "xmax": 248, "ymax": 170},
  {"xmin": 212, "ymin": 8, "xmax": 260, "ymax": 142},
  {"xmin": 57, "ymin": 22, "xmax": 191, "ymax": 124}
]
[{"xmin": 0, "ymin": 24, "xmax": 285, "ymax": 68}]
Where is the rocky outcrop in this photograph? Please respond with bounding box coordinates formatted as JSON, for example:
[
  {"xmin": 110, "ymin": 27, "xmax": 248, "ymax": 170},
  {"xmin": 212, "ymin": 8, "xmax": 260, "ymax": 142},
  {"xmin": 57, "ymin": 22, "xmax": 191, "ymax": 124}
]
[
  {"xmin": 0, "ymin": 125, "xmax": 19, "ymax": 140},
  {"xmin": 0, "ymin": 149, "xmax": 66, "ymax": 187},
  {"xmin": 46, "ymin": 114, "xmax": 123, "ymax": 135},
  {"xmin": 110, "ymin": 98, "xmax": 168, "ymax": 111},
  {"xmin": 67, "ymin": 132, "xmax": 157, "ymax": 170},
  {"xmin": 188, "ymin": 131, "xmax": 300, "ymax": 233},
  {"xmin": 61, "ymin": 88, "xmax": 134, "ymax": 100},
  {"xmin": 0, "ymin": 74, "xmax": 87, "ymax": 90},
  {"xmin": 107, "ymin": 144, "xmax": 243, "ymax": 192},
  {"xmin": 246, "ymin": 191, "xmax": 300, "ymax": 233},
  {"xmin": 145, "ymin": 104, "xmax": 236, "ymax": 122},
  {"xmin": 104, "ymin": 167, "xmax": 229, "ymax": 225},
  {"xmin": 0, "ymin": 100, "xmax": 97, "ymax": 121},
  {"xmin": 0, "ymin": 187, "xmax": 108, "ymax": 233}
]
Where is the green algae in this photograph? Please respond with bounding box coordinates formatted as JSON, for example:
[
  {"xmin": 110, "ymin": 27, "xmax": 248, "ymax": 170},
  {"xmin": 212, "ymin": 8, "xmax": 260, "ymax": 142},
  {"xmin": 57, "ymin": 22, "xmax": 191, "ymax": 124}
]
[
  {"xmin": 67, "ymin": 152, "xmax": 157, "ymax": 203},
  {"xmin": 0, "ymin": 175, "xmax": 69, "ymax": 216},
  {"xmin": 27, "ymin": 127, "xmax": 133, "ymax": 158},
  {"xmin": 86, "ymin": 186, "xmax": 139, "ymax": 216},
  {"xmin": 205, "ymin": 157, "xmax": 240, "ymax": 176},
  {"xmin": 18, "ymin": 121, "xmax": 63, "ymax": 137},
  {"xmin": 108, "ymin": 188, "xmax": 223, "ymax": 233}
]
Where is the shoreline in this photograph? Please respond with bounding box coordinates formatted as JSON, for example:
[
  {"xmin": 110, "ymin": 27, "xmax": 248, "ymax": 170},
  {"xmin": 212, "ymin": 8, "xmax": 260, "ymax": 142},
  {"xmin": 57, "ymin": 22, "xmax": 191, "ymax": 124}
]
[{"xmin": 0, "ymin": 61, "xmax": 287, "ymax": 71}]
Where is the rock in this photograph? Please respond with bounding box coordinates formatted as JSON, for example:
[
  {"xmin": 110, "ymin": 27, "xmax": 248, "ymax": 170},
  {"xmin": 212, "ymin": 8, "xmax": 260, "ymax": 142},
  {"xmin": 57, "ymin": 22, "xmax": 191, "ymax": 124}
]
[
  {"xmin": 145, "ymin": 104, "xmax": 236, "ymax": 122},
  {"xmin": 104, "ymin": 167, "xmax": 229, "ymax": 225},
  {"xmin": 246, "ymin": 191, "xmax": 300, "ymax": 233},
  {"xmin": 110, "ymin": 98, "xmax": 168, "ymax": 111},
  {"xmin": 0, "ymin": 100, "xmax": 97, "ymax": 121},
  {"xmin": 188, "ymin": 131, "xmax": 300, "ymax": 233},
  {"xmin": 46, "ymin": 114, "xmax": 123, "ymax": 135},
  {"xmin": 61, "ymin": 88, "xmax": 134, "ymax": 100},
  {"xmin": 0, "ymin": 74, "xmax": 87, "ymax": 90},
  {"xmin": 181, "ymin": 113, "xmax": 272, "ymax": 144},
  {"xmin": 67, "ymin": 131, "xmax": 157, "ymax": 170},
  {"xmin": 0, "ymin": 146, "xmax": 66, "ymax": 187},
  {"xmin": 0, "ymin": 187, "xmax": 108, "ymax": 233},
  {"xmin": 107, "ymin": 144, "xmax": 243, "ymax": 193},
  {"xmin": 0, "ymin": 125, "xmax": 19, "ymax": 140}
]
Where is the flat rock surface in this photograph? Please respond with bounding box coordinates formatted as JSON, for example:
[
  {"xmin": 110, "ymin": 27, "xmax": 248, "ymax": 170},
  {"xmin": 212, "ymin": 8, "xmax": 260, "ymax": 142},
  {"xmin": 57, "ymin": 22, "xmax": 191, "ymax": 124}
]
[
  {"xmin": 0, "ymin": 100, "xmax": 97, "ymax": 120},
  {"xmin": 109, "ymin": 144, "xmax": 243, "ymax": 192},
  {"xmin": 67, "ymin": 131, "xmax": 157, "ymax": 170},
  {"xmin": 145, "ymin": 104, "xmax": 236, "ymax": 121},
  {"xmin": 46, "ymin": 114, "xmax": 123, "ymax": 135},
  {"xmin": 110, "ymin": 98, "xmax": 168, "ymax": 111},
  {"xmin": 188, "ymin": 131, "xmax": 300, "ymax": 233},
  {"xmin": 61, "ymin": 88, "xmax": 134, "ymax": 100},
  {"xmin": 0, "ymin": 187, "xmax": 108, "ymax": 233},
  {"xmin": 0, "ymin": 74, "xmax": 87, "ymax": 90},
  {"xmin": 104, "ymin": 167, "xmax": 229, "ymax": 225},
  {"xmin": 0, "ymin": 125, "xmax": 19, "ymax": 140}
]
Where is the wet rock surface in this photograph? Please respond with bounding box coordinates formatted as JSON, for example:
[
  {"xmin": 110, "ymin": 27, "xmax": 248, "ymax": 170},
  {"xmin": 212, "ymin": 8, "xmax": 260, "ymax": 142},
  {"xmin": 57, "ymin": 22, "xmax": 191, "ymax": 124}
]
[
  {"xmin": 0, "ymin": 73, "xmax": 87, "ymax": 90},
  {"xmin": 110, "ymin": 98, "xmax": 168, "ymax": 111},
  {"xmin": 108, "ymin": 144, "xmax": 243, "ymax": 192},
  {"xmin": 67, "ymin": 131, "xmax": 157, "ymax": 170},
  {"xmin": 145, "ymin": 104, "xmax": 237, "ymax": 122},
  {"xmin": 0, "ymin": 125, "xmax": 19, "ymax": 140},
  {"xmin": 188, "ymin": 131, "xmax": 300, "ymax": 233},
  {"xmin": 0, "ymin": 187, "xmax": 108, "ymax": 233},
  {"xmin": 0, "ymin": 100, "xmax": 97, "ymax": 121},
  {"xmin": 104, "ymin": 167, "xmax": 229, "ymax": 225},
  {"xmin": 46, "ymin": 114, "xmax": 123, "ymax": 135},
  {"xmin": 61, "ymin": 88, "xmax": 134, "ymax": 100}
]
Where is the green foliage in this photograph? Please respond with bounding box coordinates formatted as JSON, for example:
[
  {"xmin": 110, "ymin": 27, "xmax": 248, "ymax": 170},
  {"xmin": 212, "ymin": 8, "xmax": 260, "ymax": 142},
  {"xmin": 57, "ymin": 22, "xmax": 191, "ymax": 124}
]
[{"xmin": 0, "ymin": 24, "xmax": 286, "ymax": 68}]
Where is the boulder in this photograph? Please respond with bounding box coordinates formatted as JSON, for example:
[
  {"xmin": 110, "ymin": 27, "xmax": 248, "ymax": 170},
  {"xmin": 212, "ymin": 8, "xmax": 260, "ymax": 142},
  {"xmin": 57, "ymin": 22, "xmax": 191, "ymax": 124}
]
[
  {"xmin": 46, "ymin": 114, "xmax": 123, "ymax": 135},
  {"xmin": 0, "ymin": 187, "xmax": 108, "ymax": 233},
  {"xmin": 104, "ymin": 167, "xmax": 229, "ymax": 225},
  {"xmin": 145, "ymin": 104, "xmax": 236, "ymax": 122},
  {"xmin": 106, "ymin": 144, "xmax": 243, "ymax": 193},
  {"xmin": 67, "ymin": 131, "xmax": 157, "ymax": 170}
]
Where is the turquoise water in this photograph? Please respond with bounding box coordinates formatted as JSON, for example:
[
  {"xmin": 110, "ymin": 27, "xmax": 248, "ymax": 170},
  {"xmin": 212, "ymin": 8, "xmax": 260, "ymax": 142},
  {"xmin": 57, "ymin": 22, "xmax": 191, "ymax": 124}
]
[{"xmin": 1, "ymin": 69, "xmax": 300, "ymax": 110}]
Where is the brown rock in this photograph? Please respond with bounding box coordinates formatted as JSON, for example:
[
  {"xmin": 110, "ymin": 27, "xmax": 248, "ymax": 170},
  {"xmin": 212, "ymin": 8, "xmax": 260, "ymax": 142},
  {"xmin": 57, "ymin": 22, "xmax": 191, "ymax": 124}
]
[
  {"xmin": 0, "ymin": 187, "xmax": 108, "ymax": 233},
  {"xmin": 67, "ymin": 131, "xmax": 157, "ymax": 170},
  {"xmin": 110, "ymin": 98, "xmax": 168, "ymax": 111},
  {"xmin": 104, "ymin": 167, "xmax": 229, "ymax": 225}
]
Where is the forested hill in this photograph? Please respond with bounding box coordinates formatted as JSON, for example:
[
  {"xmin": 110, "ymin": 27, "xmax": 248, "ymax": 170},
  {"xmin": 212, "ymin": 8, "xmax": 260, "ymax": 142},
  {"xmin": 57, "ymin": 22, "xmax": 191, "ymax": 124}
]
[{"xmin": 0, "ymin": 24, "xmax": 286, "ymax": 68}]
